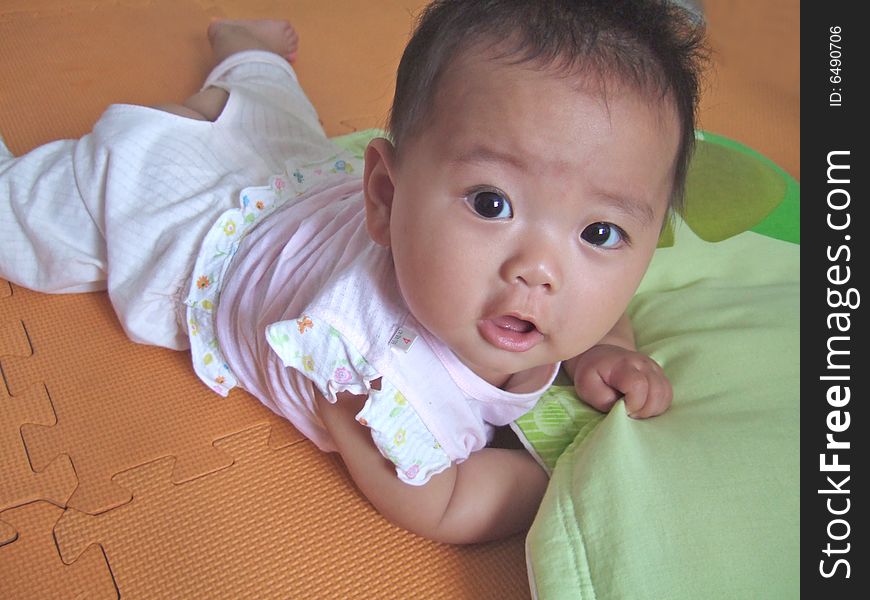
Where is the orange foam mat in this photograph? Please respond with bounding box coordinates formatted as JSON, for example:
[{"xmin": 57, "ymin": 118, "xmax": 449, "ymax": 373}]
[
  {"xmin": 0, "ymin": 502, "xmax": 116, "ymax": 598},
  {"xmin": 1, "ymin": 1, "xmax": 798, "ymax": 598},
  {"xmin": 700, "ymin": 0, "xmax": 799, "ymax": 181}
]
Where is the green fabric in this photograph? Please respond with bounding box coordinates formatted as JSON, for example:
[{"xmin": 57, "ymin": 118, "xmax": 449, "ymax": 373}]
[
  {"xmin": 524, "ymin": 223, "xmax": 799, "ymax": 599},
  {"xmin": 512, "ymin": 384, "xmax": 604, "ymax": 473}
]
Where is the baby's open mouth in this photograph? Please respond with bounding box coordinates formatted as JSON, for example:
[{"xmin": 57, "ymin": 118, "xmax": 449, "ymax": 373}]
[
  {"xmin": 478, "ymin": 315, "xmax": 543, "ymax": 352},
  {"xmin": 494, "ymin": 315, "xmax": 536, "ymax": 333}
]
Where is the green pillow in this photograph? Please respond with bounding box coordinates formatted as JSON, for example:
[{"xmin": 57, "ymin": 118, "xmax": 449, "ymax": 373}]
[{"xmin": 516, "ymin": 135, "xmax": 799, "ymax": 599}]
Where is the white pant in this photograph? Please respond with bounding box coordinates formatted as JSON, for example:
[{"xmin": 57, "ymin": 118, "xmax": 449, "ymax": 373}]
[{"xmin": 0, "ymin": 50, "xmax": 336, "ymax": 349}]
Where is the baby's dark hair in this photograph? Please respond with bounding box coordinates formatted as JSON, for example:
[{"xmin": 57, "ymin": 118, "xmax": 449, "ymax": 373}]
[{"xmin": 388, "ymin": 0, "xmax": 708, "ymax": 215}]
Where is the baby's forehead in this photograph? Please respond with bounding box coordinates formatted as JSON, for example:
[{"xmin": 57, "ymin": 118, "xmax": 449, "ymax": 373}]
[{"xmin": 432, "ymin": 44, "xmax": 677, "ymax": 123}]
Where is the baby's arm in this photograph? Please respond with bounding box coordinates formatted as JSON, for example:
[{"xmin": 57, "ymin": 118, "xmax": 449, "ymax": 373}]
[
  {"xmin": 316, "ymin": 391, "xmax": 548, "ymax": 544},
  {"xmin": 564, "ymin": 312, "xmax": 672, "ymax": 418}
]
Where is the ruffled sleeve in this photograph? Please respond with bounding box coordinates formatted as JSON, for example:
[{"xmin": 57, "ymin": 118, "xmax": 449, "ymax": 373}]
[{"xmin": 266, "ymin": 315, "xmax": 452, "ymax": 485}]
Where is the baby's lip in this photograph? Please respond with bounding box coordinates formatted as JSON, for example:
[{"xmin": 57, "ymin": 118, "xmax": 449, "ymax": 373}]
[{"xmin": 478, "ymin": 314, "xmax": 544, "ymax": 352}]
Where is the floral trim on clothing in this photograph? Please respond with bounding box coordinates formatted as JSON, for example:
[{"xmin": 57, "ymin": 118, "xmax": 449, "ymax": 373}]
[
  {"xmin": 267, "ymin": 316, "xmax": 452, "ymax": 486},
  {"xmin": 184, "ymin": 152, "xmax": 362, "ymax": 396}
]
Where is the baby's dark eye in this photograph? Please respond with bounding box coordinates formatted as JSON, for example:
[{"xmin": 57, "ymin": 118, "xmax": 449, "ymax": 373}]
[
  {"xmin": 580, "ymin": 222, "xmax": 627, "ymax": 248},
  {"xmin": 466, "ymin": 189, "xmax": 513, "ymax": 220}
]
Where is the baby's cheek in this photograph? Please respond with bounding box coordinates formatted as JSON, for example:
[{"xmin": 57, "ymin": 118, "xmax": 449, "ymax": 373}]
[
  {"xmin": 558, "ymin": 330, "xmax": 600, "ymax": 361},
  {"xmin": 554, "ymin": 306, "xmax": 619, "ymax": 357},
  {"xmin": 394, "ymin": 258, "xmax": 455, "ymax": 333}
]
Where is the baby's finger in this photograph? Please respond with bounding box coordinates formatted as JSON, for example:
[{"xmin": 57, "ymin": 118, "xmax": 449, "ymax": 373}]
[
  {"xmin": 629, "ymin": 374, "xmax": 673, "ymax": 419},
  {"xmin": 608, "ymin": 365, "xmax": 650, "ymax": 417},
  {"xmin": 575, "ymin": 371, "xmax": 621, "ymax": 412}
]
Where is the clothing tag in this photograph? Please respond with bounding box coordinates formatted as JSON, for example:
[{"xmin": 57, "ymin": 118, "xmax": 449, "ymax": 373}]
[{"xmin": 389, "ymin": 327, "xmax": 418, "ymax": 353}]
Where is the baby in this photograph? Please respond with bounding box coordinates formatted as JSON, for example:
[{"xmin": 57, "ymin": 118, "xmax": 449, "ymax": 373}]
[{"xmin": 0, "ymin": 0, "xmax": 706, "ymax": 543}]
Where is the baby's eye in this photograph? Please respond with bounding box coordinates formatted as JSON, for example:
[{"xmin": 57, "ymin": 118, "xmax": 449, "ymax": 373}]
[
  {"xmin": 466, "ymin": 189, "xmax": 513, "ymax": 220},
  {"xmin": 580, "ymin": 222, "xmax": 628, "ymax": 248}
]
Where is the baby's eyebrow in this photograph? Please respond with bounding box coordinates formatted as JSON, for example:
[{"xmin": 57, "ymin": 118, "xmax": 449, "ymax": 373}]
[
  {"xmin": 597, "ymin": 192, "xmax": 657, "ymax": 228},
  {"xmin": 451, "ymin": 145, "xmax": 529, "ymax": 172}
]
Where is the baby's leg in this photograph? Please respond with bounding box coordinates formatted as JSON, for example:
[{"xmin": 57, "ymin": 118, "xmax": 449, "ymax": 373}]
[
  {"xmin": 156, "ymin": 19, "xmax": 299, "ymax": 122},
  {"xmin": 208, "ymin": 18, "xmax": 299, "ymax": 65},
  {"xmin": 0, "ymin": 137, "xmax": 108, "ymax": 293}
]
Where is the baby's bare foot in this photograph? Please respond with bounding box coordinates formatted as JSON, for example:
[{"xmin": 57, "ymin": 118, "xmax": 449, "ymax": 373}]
[{"xmin": 208, "ymin": 18, "xmax": 299, "ymax": 63}]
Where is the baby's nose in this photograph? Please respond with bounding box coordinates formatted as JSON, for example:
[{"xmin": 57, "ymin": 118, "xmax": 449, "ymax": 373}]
[{"xmin": 500, "ymin": 249, "xmax": 561, "ymax": 293}]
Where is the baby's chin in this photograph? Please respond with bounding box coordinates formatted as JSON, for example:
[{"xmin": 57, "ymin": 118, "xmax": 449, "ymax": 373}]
[
  {"xmin": 457, "ymin": 344, "xmax": 558, "ymax": 390},
  {"xmin": 453, "ymin": 355, "xmax": 512, "ymax": 389}
]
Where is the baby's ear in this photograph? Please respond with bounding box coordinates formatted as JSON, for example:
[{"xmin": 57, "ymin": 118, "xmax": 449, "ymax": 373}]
[{"xmin": 363, "ymin": 137, "xmax": 397, "ymax": 247}]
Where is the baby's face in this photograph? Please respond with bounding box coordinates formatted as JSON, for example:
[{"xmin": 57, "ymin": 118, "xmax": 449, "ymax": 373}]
[{"xmin": 370, "ymin": 51, "xmax": 680, "ymax": 387}]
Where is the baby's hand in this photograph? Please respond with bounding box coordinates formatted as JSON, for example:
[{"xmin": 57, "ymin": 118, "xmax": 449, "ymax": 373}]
[{"xmin": 570, "ymin": 344, "xmax": 672, "ymax": 419}]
